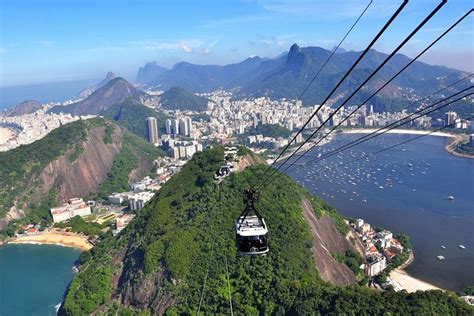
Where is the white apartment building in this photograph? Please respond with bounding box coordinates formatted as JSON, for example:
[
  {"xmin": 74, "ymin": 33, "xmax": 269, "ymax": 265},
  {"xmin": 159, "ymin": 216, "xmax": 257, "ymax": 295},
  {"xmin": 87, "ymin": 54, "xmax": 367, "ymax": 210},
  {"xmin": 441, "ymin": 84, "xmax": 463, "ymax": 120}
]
[{"xmin": 50, "ymin": 198, "xmax": 92, "ymax": 223}]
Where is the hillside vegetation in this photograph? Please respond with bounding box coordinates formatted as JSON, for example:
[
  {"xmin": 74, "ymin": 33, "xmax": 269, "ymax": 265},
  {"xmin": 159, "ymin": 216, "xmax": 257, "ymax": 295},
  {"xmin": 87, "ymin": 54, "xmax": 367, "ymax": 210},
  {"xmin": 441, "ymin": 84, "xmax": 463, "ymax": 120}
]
[
  {"xmin": 159, "ymin": 86, "xmax": 210, "ymax": 112},
  {"xmin": 101, "ymin": 97, "xmax": 168, "ymax": 139},
  {"xmin": 0, "ymin": 118, "xmax": 163, "ymax": 233},
  {"xmin": 62, "ymin": 147, "xmax": 472, "ymax": 315}
]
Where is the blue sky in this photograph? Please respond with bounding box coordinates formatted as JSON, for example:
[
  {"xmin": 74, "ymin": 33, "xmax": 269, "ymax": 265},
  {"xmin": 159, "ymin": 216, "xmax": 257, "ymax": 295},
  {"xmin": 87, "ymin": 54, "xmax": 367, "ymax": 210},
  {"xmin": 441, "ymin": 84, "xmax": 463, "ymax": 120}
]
[{"xmin": 0, "ymin": 0, "xmax": 472, "ymax": 87}]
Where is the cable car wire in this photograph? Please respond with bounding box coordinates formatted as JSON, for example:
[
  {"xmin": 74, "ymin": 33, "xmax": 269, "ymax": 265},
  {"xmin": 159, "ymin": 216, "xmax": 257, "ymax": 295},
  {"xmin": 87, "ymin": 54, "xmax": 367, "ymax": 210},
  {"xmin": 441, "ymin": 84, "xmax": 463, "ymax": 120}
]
[
  {"xmin": 285, "ymin": 88, "xmax": 473, "ymax": 171},
  {"xmin": 303, "ymin": 114, "xmax": 474, "ymax": 179},
  {"xmin": 309, "ymin": 72, "xmax": 474, "ymax": 154},
  {"xmin": 257, "ymin": 0, "xmax": 447, "ymax": 189},
  {"xmin": 256, "ymin": 0, "xmax": 407, "ymax": 187},
  {"xmin": 279, "ymin": 8, "xmax": 473, "ymax": 174}
]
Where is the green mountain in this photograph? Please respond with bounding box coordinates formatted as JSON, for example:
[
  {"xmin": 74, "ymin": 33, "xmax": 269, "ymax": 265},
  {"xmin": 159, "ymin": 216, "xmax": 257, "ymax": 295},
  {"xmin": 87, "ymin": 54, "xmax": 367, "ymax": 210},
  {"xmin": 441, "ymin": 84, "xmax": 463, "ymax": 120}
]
[
  {"xmin": 100, "ymin": 98, "xmax": 168, "ymax": 139},
  {"xmin": 62, "ymin": 147, "xmax": 472, "ymax": 315},
  {"xmin": 0, "ymin": 118, "xmax": 163, "ymax": 232},
  {"xmin": 159, "ymin": 86, "xmax": 210, "ymax": 111},
  {"xmin": 49, "ymin": 78, "xmax": 154, "ymax": 116},
  {"xmin": 137, "ymin": 44, "xmax": 470, "ymax": 115}
]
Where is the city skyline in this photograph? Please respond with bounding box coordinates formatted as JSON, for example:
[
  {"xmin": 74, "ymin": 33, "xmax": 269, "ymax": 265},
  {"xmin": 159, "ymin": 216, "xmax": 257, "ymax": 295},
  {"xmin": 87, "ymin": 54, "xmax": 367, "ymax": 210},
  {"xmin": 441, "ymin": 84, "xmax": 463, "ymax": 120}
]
[{"xmin": 1, "ymin": 0, "xmax": 473, "ymax": 87}]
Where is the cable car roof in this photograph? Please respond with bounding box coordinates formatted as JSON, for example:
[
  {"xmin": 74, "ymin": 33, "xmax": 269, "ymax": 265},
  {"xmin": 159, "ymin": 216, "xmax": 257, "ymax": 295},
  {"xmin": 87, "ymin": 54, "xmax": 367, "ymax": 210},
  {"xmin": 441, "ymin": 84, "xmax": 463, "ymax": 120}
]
[{"xmin": 235, "ymin": 216, "xmax": 268, "ymax": 236}]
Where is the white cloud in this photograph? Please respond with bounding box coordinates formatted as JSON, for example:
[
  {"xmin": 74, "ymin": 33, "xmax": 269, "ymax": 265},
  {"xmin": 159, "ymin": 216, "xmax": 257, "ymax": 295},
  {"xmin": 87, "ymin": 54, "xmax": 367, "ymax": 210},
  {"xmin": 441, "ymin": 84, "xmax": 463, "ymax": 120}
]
[
  {"xmin": 34, "ymin": 40, "xmax": 54, "ymax": 47},
  {"xmin": 179, "ymin": 44, "xmax": 193, "ymax": 53},
  {"xmin": 251, "ymin": 34, "xmax": 295, "ymax": 47}
]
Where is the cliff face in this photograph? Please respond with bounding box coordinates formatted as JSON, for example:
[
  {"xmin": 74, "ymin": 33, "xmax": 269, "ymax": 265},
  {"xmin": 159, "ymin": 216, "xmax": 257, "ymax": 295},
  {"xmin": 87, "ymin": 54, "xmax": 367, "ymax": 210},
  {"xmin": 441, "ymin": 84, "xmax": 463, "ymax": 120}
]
[
  {"xmin": 38, "ymin": 126, "xmax": 122, "ymax": 203},
  {"xmin": 0, "ymin": 118, "xmax": 161, "ymax": 229},
  {"xmin": 301, "ymin": 199, "xmax": 357, "ymax": 285}
]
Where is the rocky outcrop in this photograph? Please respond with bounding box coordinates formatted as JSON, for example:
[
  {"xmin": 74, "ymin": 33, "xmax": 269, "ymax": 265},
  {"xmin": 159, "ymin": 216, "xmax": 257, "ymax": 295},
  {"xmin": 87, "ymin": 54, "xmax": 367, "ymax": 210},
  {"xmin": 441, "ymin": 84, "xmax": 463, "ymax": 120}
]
[
  {"xmin": 301, "ymin": 198, "xmax": 357, "ymax": 286},
  {"xmin": 38, "ymin": 126, "xmax": 122, "ymax": 203},
  {"xmin": 0, "ymin": 206, "xmax": 25, "ymax": 230}
]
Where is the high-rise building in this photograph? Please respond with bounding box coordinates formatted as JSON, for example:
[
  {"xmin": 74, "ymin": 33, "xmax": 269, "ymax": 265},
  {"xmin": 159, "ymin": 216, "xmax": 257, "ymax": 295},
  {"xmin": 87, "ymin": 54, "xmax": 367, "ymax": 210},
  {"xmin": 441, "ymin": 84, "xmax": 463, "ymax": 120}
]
[
  {"xmin": 165, "ymin": 119, "xmax": 172, "ymax": 134},
  {"xmin": 369, "ymin": 104, "xmax": 374, "ymax": 115},
  {"xmin": 186, "ymin": 117, "xmax": 193, "ymax": 134},
  {"xmin": 146, "ymin": 117, "xmax": 159, "ymax": 144},
  {"xmin": 172, "ymin": 119, "xmax": 179, "ymax": 135},
  {"xmin": 253, "ymin": 116, "xmax": 258, "ymax": 128},
  {"xmin": 179, "ymin": 118, "xmax": 189, "ymax": 136},
  {"xmin": 445, "ymin": 111, "xmax": 457, "ymax": 126}
]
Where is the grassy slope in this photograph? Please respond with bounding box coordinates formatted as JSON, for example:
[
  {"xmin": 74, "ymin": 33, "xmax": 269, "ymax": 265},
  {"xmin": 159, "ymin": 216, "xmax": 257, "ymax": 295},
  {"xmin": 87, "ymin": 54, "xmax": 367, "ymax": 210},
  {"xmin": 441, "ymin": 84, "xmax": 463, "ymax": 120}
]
[{"xmin": 62, "ymin": 147, "xmax": 473, "ymax": 315}]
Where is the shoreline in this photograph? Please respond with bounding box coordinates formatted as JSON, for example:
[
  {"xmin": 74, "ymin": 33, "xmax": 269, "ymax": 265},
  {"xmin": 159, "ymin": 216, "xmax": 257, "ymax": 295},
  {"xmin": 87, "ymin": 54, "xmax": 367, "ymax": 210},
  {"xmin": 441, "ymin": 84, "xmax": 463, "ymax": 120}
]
[
  {"xmin": 341, "ymin": 128, "xmax": 455, "ymax": 138},
  {"xmin": 444, "ymin": 135, "xmax": 474, "ymax": 159},
  {"xmin": 389, "ymin": 251, "xmax": 442, "ymax": 293},
  {"xmin": 6, "ymin": 230, "xmax": 93, "ymax": 251}
]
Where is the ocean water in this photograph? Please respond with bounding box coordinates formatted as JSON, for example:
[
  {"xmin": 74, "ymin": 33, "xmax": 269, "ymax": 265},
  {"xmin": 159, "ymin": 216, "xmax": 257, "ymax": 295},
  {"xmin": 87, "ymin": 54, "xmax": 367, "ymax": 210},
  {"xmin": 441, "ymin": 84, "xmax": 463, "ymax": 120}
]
[
  {"xmin": 285, "ymin": 133, "xmax": 474, "ymax": 291},
  {"xmin": 0, "ymin": 244, "xmax": 80, "ymax": 316}
]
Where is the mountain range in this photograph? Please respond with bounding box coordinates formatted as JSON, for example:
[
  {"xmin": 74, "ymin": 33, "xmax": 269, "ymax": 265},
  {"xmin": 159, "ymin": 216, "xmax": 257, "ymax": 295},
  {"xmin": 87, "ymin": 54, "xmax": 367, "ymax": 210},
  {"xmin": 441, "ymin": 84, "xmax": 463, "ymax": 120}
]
[{"xmin": 136, "ymin": 44, "xmax": 470, "ymax": 111}]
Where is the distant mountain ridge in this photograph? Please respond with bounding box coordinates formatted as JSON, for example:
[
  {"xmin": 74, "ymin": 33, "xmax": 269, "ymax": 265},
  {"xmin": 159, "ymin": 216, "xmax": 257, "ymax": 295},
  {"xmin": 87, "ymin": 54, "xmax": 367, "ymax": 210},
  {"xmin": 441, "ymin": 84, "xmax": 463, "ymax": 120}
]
[
  {"xmin": 136, "ymin": 44, "xmax": 469, "ymax": 112},
  {"xmin": 76, "ymin": 72, "xmax": 117, "ymax": 99},
  {"xmin": 4, "ymin": 100, "xmax": 43, "ymax": 117},
  {"xmin": 49, "ymin": 77, "xmax": 153, "ymax": 116}
]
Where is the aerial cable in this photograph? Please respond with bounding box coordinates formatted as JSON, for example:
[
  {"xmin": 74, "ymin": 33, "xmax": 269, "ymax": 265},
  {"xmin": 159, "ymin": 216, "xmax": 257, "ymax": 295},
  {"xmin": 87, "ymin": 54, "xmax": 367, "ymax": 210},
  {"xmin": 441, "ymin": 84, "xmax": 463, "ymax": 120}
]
[
  {"xmin": 257, "ymin": 0, "xmax": 448, "ymax": 189},
  {"xmin": 286, "ymin": 88, "xmax": 473, "ymax": 171},
  {"xmin": 256, "ymin": 0, "xmax": 407, "ymax": 187},
  {"xmin": 279, "ymin": 8, "xmax": 473, "ymax": 174},
  {"xmin": 304, "ymin": 114, "xmax": 474, "ymax": 178},
  {"xmin": 296, "ymin": 0, "xmax": 373, "ymax": 101},
  {"xmin": 316, "ymin": 72, "xmax": 474, "ymax": 153}
]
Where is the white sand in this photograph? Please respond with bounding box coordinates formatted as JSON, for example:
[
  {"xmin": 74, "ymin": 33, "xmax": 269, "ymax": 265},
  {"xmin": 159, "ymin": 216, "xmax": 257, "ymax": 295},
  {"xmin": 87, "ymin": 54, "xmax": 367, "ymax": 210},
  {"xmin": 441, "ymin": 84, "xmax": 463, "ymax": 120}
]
[
  {"xmin": 0, "ymin": 127, "xmax": 15, "ymax": 144},
  {"xmin": 390, "ymin": 269, "xmax": 442, "ymax": 293}
]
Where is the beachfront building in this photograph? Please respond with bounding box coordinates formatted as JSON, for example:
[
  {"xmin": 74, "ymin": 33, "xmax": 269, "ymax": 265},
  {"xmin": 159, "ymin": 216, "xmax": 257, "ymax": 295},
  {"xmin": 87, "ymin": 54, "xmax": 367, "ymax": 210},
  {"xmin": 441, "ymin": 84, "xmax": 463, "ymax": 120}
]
[
  {"xmin": 365, "ymin": 255, "xmax": 387, "ymax": 276},
  {"xmin": 50, "ymin": 198, "xmax": 91, "ymax": 223}
]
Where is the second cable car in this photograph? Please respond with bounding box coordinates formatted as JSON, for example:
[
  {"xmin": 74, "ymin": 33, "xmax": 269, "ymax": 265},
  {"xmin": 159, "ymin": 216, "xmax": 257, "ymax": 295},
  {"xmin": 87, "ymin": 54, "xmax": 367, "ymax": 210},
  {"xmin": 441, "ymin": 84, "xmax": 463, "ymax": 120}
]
[{"xmin": 235, "ymin": 189, "xmax": 269, "ymax": 256}]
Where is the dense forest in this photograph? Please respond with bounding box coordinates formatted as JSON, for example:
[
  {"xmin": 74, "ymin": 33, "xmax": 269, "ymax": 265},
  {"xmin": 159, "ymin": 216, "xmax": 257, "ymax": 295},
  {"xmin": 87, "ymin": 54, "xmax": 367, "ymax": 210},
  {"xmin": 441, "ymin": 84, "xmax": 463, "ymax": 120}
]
[{"xmin": 62, "ymin": 147, "xmax": 473, "ymax": 315}]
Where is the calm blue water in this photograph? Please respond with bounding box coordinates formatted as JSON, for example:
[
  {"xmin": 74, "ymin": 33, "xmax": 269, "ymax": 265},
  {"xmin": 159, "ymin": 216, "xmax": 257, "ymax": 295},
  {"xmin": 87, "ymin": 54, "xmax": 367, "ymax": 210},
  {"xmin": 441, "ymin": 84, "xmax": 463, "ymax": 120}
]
[
  {"xmin": 286, "ymin": 133, "xmax": 474, "ymax": 291},
  {"xmin": 0, "ymin": 244, "xmax": 80, "ymax": 316}
]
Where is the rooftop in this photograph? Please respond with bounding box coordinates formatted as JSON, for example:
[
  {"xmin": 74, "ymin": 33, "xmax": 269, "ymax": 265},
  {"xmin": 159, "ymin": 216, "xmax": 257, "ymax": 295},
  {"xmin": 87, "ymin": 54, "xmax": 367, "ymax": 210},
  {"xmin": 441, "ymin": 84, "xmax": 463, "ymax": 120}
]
[{"xmin": 235, "ymin": 216, "xmax": 268, "ymax": 236}]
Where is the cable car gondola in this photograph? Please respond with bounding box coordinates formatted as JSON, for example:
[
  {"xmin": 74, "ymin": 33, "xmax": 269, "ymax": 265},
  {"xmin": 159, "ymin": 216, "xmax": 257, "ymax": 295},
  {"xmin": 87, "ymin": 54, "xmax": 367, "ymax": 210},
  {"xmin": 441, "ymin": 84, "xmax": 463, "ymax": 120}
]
[{"xmin": 235, "ymin": 189, "xmax": 269, "ymax": 256}]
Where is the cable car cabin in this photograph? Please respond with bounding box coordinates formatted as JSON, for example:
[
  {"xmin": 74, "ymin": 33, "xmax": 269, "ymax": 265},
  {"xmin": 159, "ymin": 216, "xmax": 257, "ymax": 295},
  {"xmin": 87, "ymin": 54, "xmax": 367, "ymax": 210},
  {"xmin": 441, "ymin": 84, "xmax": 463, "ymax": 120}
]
[{"xmin": 235, "ymin": 215, "xmax": 269, "ymax": 255}]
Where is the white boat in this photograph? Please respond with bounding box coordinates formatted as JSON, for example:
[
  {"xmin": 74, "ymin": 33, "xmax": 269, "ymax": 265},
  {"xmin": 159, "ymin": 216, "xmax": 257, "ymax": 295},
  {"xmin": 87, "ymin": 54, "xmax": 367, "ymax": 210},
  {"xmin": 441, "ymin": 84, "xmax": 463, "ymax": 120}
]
[
  {"xmin": 444, "ymin": 195, "xmax": 454, "ymax": 201},
  {"xmin": 458, "ymin": 245, "xmax": 466, "ymax": 249},
  {"xmin": 437, "ymin": 255, "xmax": 445, "ymax": 260},
  {"xmin": 441, "ymin": 245, "xmax": 446, "ymax": 249}
]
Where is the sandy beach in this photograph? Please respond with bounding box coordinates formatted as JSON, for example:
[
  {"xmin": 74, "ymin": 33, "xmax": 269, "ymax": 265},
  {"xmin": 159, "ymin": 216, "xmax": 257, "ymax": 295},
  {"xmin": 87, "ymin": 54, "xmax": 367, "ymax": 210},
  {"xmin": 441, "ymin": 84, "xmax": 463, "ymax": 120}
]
[
  {"xmin": 389, "ymin": 252, "xmax": 442, "ymax": 293},
  {"xmin": 9, "ymin": 230, "xmax": 93, "ymax": 251},
  {"xmin": 342, "ymin": 128, "xmax": 455, "ymax": 138},
  {"xmin": 0, "ymin": 127, "xmax": 15, "ymax": 145},
  {"xmin": 390, "ymin": 269, "xmax": 441, "ymax": 292}
]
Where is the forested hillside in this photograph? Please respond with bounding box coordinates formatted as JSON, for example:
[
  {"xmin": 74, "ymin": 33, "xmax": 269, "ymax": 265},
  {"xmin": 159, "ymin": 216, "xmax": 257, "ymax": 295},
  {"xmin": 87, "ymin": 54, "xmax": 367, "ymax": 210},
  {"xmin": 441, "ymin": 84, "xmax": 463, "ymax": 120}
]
[
  {"xmin": 62, "ymin": 147, "xmax": 472, "ymax": 315},
  {"xmin": 0, "ymin": 118, "xmax": 163, "ymax": 231},
  {"xmin": 101, "ymin": 97, "xmax": 168, "ymax": 139}
]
